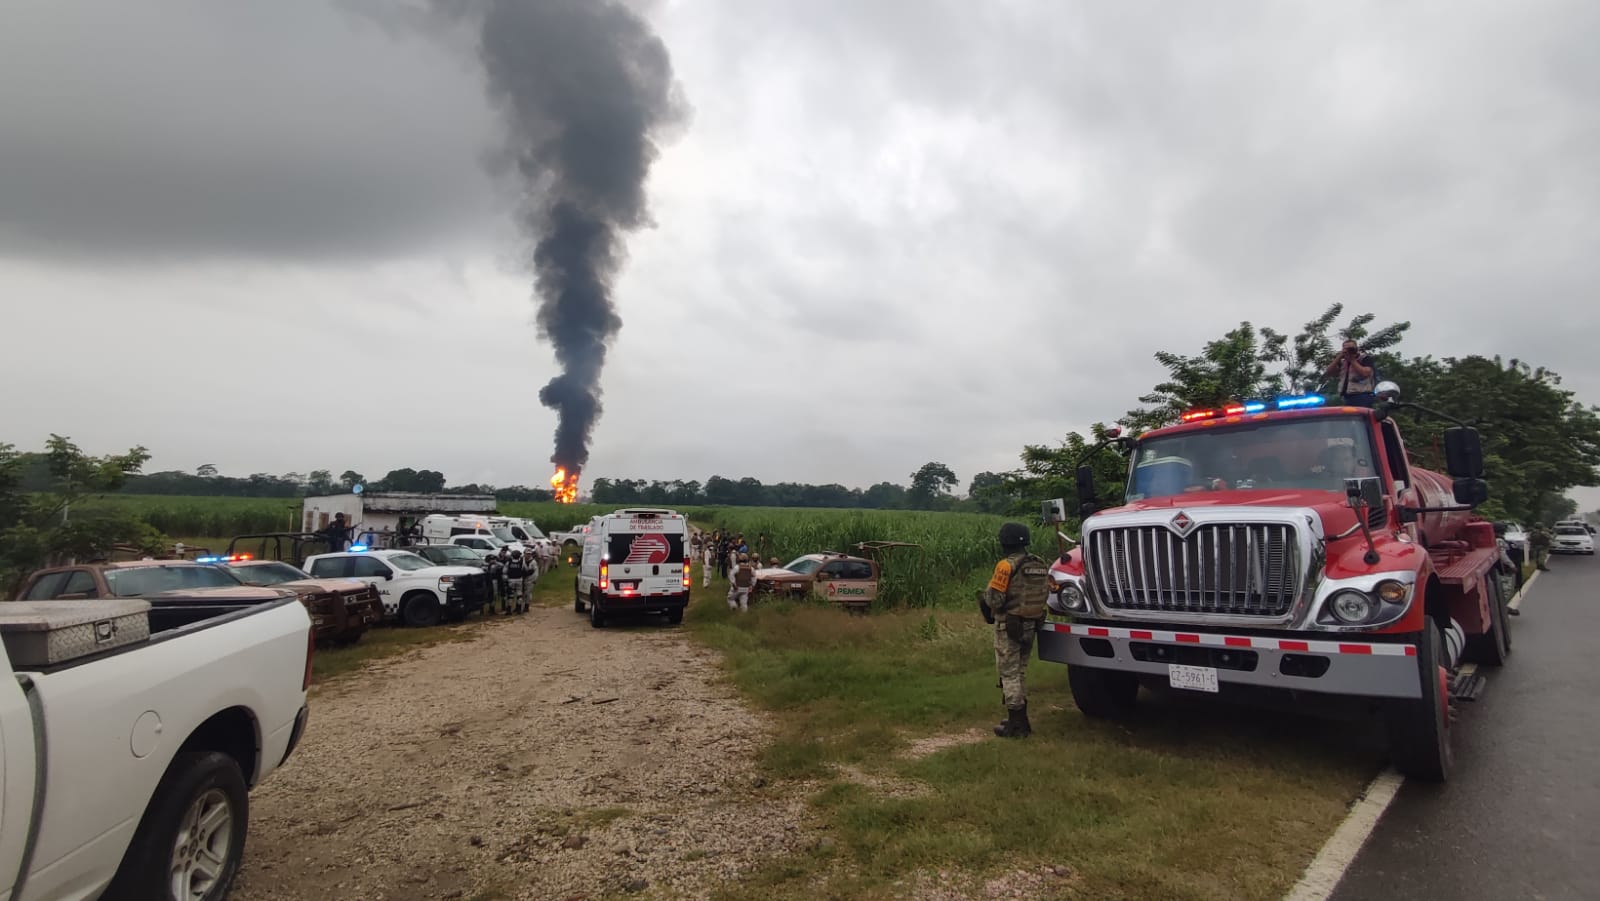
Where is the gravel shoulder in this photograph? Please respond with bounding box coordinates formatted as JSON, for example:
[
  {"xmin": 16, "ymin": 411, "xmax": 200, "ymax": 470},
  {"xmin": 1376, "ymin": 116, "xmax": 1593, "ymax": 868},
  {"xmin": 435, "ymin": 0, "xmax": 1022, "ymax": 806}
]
[{"xmin": 233, "ymin": 607, "xmax": 814, "ymax": 900}]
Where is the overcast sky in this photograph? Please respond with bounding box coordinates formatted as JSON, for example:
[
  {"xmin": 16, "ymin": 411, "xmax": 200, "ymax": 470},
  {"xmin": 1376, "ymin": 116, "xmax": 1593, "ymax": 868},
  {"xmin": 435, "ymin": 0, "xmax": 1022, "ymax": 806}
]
[{"xmin": 2, "ymin": 0, "xmax": 1597, "ymax": 510}]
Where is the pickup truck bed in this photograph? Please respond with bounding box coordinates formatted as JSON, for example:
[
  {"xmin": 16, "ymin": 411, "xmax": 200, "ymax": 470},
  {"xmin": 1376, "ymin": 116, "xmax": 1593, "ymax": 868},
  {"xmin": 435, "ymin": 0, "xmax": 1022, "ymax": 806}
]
[{"xmin": 1, "ymin": 596, "xmax": 312, "ymax": 901}]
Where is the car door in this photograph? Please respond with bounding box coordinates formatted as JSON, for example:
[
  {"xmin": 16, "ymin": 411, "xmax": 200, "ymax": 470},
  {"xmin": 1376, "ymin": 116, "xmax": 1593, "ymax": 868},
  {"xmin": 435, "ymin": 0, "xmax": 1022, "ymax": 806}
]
[
  {"xmin": 818, "ymin": 560, "xmax": 876, "ymax": 605},
  {"xmin": 346, "ymin": 556, "xmax": 398, "ymax": 614}
]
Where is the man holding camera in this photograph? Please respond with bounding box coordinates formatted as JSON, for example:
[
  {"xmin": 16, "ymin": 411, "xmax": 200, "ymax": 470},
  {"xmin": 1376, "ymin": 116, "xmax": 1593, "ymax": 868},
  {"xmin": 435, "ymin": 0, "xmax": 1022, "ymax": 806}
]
[{"xmin": 1325, "ymin": 339, "xmax": 1377, "ymax": 407}]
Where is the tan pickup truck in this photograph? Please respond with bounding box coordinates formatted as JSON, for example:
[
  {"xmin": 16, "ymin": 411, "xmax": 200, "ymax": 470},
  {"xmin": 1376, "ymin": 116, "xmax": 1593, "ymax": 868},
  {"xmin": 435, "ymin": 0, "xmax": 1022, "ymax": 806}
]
[{"xmin": 753, "ymin": 553, "xmax": 881, "ymax": 609}]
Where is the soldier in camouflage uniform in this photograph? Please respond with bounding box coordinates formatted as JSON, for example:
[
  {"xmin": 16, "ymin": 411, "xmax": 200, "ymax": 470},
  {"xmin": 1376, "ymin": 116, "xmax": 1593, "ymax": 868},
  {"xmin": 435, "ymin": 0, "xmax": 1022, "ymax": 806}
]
[
  {"xmin": 980, "ymin": 522, "xmax": 1051, "ymax": 738},
  {"xmin": 1529, "ymin": 525, "xmax": 1553, "ymax": 571}
]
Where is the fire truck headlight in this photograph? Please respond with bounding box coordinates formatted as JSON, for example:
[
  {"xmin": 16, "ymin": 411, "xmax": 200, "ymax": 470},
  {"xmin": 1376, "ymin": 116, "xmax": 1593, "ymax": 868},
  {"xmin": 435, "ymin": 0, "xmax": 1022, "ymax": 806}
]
[
  {"xmin": 1050, "ymin": 581, "xmax": 1087, "ymax": 614},
  {"xmin": 1330, "ymin": 590, "xmax": 1376, "ymax": 624}
]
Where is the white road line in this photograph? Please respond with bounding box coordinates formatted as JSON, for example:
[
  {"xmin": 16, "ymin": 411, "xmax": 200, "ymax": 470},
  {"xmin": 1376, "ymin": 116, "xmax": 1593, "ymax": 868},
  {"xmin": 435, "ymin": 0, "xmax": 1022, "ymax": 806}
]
[
  {"xmin": 1285, "ymin": 568, "xmax": 1541, "ymax": 900},
  {"xmin": 1284, "ymin": 768, "xmax": 1405, "ymax": 901},
  {"xmin": 1509, "ymin": 569, "xmax": 1540, "ymax": 611}
]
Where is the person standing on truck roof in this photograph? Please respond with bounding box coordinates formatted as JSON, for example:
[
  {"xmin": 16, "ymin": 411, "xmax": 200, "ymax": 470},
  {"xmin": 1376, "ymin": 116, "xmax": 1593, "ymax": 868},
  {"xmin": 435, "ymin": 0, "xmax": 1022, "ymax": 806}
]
[
  {"xmin": 980, "ymin": 522, "xmax": 1051, "ymax": 739},
  {"xmin": 728, "ymin": 553, "xmax": 756, "ymax": 613},
  {"xmin": 1325, "ymin": 339, "xmax": 1377, "ymax": 407}
]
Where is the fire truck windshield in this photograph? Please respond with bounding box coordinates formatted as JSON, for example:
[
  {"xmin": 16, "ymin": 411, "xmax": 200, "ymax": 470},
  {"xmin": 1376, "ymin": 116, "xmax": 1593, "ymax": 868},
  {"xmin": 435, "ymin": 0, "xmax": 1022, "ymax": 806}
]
[{"xmin": 1127, "ymin": 416, "xmax": 1378, "ymax": 500}]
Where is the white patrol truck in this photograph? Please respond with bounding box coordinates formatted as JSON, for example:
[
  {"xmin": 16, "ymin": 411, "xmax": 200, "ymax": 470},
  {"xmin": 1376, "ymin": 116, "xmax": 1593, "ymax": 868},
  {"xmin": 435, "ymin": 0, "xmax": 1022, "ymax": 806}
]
[
  {"xmin": 303, "ymin": 549, "xmax": 490, "ymax": 627},
  {"xmin": 574, "ymin": 508, "xmax": 691, "ymax": 627}
]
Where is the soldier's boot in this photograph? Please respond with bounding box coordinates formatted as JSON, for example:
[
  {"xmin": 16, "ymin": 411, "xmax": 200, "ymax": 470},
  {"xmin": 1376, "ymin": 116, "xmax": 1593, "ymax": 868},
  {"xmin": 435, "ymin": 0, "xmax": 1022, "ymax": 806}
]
[{"xmin": 993, "ymin": 704, "xmax": 1030, "ymax": 738}]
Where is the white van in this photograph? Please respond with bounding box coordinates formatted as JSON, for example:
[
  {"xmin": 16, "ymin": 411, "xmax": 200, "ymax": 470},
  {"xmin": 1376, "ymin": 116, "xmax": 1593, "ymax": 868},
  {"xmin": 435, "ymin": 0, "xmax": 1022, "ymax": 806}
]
[
  {"xmin": 419, "ymin": 514, "xmax": 525, "ymax": 552},
  {"xmin": 574, "ymin": 508, "xmax": 691, "ymax": 627}
]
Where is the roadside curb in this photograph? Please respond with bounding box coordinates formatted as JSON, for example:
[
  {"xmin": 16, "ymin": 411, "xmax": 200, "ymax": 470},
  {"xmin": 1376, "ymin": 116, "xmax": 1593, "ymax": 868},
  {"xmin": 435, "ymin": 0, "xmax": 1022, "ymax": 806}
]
[
  {"xmin": 1508, "ymin": 569, "xmax": 1540, "ymax": 611},
  {"xmin": 1283, "ymin": 768, "xmax": 1405, "ymax": 901}
]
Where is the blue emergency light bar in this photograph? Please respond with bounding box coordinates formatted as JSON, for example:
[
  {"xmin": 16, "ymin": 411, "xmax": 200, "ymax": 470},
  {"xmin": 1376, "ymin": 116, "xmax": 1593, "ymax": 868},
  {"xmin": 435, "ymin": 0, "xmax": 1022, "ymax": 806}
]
[
  {"xmin": 1181, "ymin": 394, "xmax": 1326, "ymax": 422},
  {"xmin": 349, "ymin": 544, "xmax": 369, "ymax": 552}
]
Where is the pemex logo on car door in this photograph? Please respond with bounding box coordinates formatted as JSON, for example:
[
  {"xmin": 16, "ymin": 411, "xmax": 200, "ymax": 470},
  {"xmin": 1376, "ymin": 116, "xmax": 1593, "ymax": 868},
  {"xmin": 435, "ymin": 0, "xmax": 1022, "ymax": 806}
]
[{"xmin": 621, "ymin": 534, "xmax": 672, "ymax": 564}]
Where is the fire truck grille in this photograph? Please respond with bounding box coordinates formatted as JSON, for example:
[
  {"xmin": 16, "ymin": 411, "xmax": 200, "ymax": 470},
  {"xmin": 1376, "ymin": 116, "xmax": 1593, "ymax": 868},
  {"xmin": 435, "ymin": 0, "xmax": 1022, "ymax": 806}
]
[{"xmin": 1085, "ymin": 523, "xmax": 1301, "ymax": 617}]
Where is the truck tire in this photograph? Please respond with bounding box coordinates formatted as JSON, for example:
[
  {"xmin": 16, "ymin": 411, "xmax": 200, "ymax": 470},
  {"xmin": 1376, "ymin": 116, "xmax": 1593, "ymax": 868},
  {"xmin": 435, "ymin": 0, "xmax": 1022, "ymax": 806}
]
[
  {"xmin": 589, "ymin": 590, "xmax": 606, "ymax": 628},
  {"xmin": 401, "ymin": 591, "xmax": 442, "ymax": 628},
  {"xmin": 666, "ymin": 607, "xmax": 684, "ymax": 625},
  {"xmin": 104, "ymin": 751, "xmax": 248, "ymax": 901},
  {"xmin": 1067, "ymin": 666, "xmax": 1139, "ymax": 718},
  {"xmin": 1468, "ymin": 572, "xmax": 1511, "ymax": 666},
  {"xmin": 1385, "ymin": 620, "xmax": 1453, "ymax": 782},
  {"xmin": 574, "ymin": 578, "xmax": 587, "ymax": 613}
]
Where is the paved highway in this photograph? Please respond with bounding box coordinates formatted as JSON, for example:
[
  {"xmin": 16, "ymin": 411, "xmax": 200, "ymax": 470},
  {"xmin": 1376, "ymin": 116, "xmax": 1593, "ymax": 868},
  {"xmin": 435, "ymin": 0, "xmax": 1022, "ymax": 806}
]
[{"xmin": 1332, "ymin": 553, "xmax": 1599, "ymax": 900}]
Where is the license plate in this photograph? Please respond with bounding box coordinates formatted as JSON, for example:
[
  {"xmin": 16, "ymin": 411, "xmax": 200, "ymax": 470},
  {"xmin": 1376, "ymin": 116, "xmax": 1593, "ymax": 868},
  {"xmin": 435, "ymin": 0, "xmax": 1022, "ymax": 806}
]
[{"xmin": 1168, "ymin": 664, "xmax": 1219, "ymax": 693}]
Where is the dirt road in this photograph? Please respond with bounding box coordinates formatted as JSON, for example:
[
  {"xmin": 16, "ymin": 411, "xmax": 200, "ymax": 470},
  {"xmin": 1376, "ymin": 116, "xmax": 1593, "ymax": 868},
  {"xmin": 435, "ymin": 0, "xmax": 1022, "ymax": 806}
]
[{"xmin": 233, "ymin": 606, "xmax": 812, "ymax": 900}]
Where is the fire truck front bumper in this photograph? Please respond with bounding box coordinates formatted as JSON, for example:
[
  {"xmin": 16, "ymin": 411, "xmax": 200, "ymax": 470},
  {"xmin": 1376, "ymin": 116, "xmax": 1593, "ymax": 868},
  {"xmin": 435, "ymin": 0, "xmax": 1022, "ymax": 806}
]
[{"xmin": 1037, "ymin": 621, "xmax": 1423, "ymax": 700}]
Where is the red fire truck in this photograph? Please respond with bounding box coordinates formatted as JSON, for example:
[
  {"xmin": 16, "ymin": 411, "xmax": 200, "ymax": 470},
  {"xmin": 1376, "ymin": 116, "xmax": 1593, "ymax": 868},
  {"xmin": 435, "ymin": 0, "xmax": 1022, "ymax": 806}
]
[{"xmin": 1038, "ymin": 383, "xmax": 1507, "ymax": 781}]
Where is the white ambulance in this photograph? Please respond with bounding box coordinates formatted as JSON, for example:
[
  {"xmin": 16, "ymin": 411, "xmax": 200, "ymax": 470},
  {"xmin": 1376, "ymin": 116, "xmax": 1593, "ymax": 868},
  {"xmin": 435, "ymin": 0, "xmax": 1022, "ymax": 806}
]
[{"xmin": 573, "ymin": 508, "xmax": 691, "ymax": 628}]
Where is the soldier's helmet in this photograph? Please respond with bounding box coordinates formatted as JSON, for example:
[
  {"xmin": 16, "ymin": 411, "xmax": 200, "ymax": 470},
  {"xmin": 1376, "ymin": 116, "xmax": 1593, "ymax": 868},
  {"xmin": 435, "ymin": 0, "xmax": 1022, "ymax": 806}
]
[{"xmin": 998, "ymin": 522, "xmax": 1031, "ymax": 550}]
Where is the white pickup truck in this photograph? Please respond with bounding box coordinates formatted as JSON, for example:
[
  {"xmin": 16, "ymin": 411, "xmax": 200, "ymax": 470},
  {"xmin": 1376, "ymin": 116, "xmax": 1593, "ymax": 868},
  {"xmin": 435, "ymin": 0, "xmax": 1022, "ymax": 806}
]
[
  {"xmin": 0, "ymin": 595, "xmax": 312, "ymax": 901},
  {"xmin": 303, "ymin": 549, "xmax": 491, "ymax": 626}
]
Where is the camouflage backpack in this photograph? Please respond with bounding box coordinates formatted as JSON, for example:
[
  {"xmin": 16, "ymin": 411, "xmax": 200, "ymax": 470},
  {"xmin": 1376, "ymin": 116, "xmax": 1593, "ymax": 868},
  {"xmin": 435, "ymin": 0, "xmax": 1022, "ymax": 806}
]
[{"xmin": 1006, "ymin": 553, "xmax": 1052, "ymax": 619}]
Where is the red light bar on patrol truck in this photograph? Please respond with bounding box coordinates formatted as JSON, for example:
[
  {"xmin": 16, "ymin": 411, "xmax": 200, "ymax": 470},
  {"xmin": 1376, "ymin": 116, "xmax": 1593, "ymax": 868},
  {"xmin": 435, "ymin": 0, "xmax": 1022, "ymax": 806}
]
[{"xmin": 1181, "ymin": 394, "xmax": 1324, "ymax": 422}]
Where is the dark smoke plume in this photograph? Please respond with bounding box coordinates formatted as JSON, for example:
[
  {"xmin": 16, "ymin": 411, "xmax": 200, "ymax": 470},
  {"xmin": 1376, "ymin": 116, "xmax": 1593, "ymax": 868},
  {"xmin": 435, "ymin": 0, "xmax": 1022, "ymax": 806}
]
[{"xmin": 467, "ymin": 0, "xmax": 685, "ymax": 474}]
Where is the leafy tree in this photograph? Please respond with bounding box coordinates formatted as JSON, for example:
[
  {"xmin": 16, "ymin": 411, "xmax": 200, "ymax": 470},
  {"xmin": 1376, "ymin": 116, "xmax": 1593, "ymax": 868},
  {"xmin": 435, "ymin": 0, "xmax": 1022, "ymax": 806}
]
[
  {"xmin": 196, "ymin": 463, "xmax": 218, "ymax": 478},
  {"xmin": 861, "ymin": 481, "xmax": 908, "ymax": 509},
  {"xmin": 339, "ymin": 470, "xmax": 365, "ymax": 490},
  {"xmin": 907, "ymin": 462, "xmax": 958, "ymax": 510},
  {"xmin": 1012, "ymin": 424, "xmax": 1131, "ymax": 524},
  {"xmin": 1385, "ymin": 355, "xmax": 1600, "ymax": 524},
  {"xmin": 306, "ymin": 469, "xmax": 335, "ymax": 495},
  {"xmin": 966, "ymin": 471, "xmax": 1014, "ymax": 514},
  {"xmin": 1128, "ymin": 305, "xmax": 1411, "ymax": 430},
  {"xmin": 1, "ymin": 436, "xmax": 164, "ymax": 588}
]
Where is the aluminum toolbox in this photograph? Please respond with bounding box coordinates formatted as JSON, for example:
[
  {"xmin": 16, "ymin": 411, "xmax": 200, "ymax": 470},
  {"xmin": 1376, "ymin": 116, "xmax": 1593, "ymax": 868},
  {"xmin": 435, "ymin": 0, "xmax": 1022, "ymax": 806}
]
[{"xmin": 0, "ymin": 599, "xmax": 152, "ymax": 666}]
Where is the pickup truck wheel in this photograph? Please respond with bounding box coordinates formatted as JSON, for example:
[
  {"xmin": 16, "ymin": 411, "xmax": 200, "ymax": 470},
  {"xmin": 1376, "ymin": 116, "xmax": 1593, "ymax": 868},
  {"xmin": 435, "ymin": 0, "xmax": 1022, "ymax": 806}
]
[
  {"xmin": 1067, "ymin": 666, "xmax": 1139, "ymax": 718},
  {"xmin": 574, "ymin": 578, "xmax": 587, "ymax": 613},
  {"xmin": 666, "ymin": 608, "xmax": 684, "ymax": 625},
  {"xmin": 589, "ymin": 590, "xmax": 606, "ymax": 628},
  {"xmin": 1468, "ymin": 572, "xmax": 1511, "ymax": 666},
  {"xmin": 401, "ymin": 591, "xmax": 443, "ymax": 628},
  {"xmin": 105, "ymin": 750, "xmax": 248, "ymax": 901},
  {"xmin": 1385, "ymin": 620, "xmax": 1453, "ymax": 782}
]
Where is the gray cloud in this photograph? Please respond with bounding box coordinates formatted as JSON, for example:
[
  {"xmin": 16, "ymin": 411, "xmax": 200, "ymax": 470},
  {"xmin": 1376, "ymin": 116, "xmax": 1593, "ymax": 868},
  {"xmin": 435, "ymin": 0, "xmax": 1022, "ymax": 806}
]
[
  {"xmin": 1, "ymin": 0, "xmax": 1597, "ymax": 507},
  {"xmin": 0, "ymin": 1, "xmax": 499, "ymax": 262}
]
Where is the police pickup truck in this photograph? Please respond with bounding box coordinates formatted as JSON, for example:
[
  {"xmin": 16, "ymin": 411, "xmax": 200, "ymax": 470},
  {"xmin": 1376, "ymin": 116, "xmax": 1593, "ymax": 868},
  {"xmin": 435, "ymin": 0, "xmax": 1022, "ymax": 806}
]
[{"xmin": 303, "ymin": 548, "xmax": 490, "ymax": 626}]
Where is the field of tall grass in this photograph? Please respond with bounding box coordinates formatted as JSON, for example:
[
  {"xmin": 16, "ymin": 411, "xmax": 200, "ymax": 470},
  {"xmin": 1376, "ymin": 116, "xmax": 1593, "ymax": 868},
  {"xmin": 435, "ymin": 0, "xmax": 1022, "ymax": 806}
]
[{"xmin": 88, "ymin": 496, "xmax": 1062, "ymax": 608}]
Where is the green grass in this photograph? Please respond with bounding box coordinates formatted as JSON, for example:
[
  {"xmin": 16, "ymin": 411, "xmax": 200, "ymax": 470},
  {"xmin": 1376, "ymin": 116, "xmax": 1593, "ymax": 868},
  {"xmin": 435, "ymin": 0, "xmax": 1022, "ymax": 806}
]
[{"xmin": 680, "ymin": 581, "xmax": 1381, "ymax": 900}]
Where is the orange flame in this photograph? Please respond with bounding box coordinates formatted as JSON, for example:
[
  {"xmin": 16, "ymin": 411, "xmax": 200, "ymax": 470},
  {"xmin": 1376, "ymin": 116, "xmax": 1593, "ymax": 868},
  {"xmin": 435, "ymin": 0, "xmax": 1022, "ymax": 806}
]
[{"xmin": 550, "ymin": 467, "xmax": 580, "ymax": 504}]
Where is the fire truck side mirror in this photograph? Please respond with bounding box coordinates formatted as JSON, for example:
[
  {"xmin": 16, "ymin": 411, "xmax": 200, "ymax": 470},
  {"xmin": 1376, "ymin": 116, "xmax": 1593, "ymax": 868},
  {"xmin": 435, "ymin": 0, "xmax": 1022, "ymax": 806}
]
[
  {"xmin": 1452, "ymin": 477, "xmax": 1489, "ymax": 507},
  {"xmin": 1443, "ymin": 427, "xmax": 1485, "ymax": 478},
  {"xmin": 1074, "ymin": 465, "xmax": 1096, "ymax": 515}
]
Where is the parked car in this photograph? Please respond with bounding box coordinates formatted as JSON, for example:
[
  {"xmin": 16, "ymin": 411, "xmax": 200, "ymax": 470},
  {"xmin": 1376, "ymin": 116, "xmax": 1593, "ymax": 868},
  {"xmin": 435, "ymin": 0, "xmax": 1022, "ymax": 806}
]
[
  {"xmin": 0, "ymin": 592, "xmax": 312, "ymax": 900},
  {"xmin": 303, "ymin": 549, "xmax": 491, "ymax": 626},
  {"xmin": 13, "ymin": 561, "xmax": 300, "ymax": 633},
  {"xmin": 1502, "ymin": 521, "xmax": 1530, "ymax": 557},
  {"xmin": 218, "ymin": 557, "xmax": 384, "ymax": 644},
  {"xmin": 1551, "ymin": 524, "xmax": 1596, "ymax": 555},
  {"xmin": 754, "ymin": 553, "xmax": 881, "ymax": 609}
]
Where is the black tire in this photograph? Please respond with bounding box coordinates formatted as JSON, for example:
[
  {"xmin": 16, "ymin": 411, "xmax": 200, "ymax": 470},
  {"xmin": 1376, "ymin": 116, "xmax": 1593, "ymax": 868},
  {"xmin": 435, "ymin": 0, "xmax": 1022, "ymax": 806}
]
[
  {"xmin": 1469, "ymin": 572, "xmax": 1511, "ymax": 666},
  {"xmin": 1067, "ymin": 666, "xmax": 1139, "ymax": 718},
  {"xmin": 401, "ymin": 591, "xmax": 442, "ymax": 628},
  {"xmin": 666, "ymin": 608, "xmax": 684, "ymax": 625},
  {"xmin": 589, "ymin": 590, "xmax": 606, "ymax": 628},
  {"xmin": 1386, "ymin": 620, "xmax": 1453, "ymax": 782},
  {"xmin": 574, "ymin": 578, "xmax": 587, "ymax": 613},
  {"xmin": 104, "ymin": 751, "xmax": 248, "ymax": 901}
]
